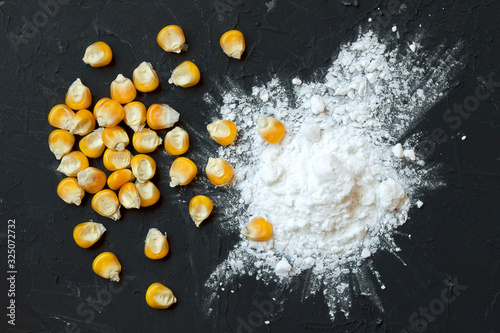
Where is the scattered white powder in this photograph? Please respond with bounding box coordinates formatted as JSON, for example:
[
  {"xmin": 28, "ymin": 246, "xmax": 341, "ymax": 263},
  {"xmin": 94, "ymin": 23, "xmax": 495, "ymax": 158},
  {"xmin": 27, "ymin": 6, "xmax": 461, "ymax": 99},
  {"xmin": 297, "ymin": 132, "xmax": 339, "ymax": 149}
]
[
  {"xmin": 416, "ymin": 200, "xmax": 424, "ymax": 208},
  {"xmin": 461, "ymin": 135, "xmax": 467, "ymax": 140}
]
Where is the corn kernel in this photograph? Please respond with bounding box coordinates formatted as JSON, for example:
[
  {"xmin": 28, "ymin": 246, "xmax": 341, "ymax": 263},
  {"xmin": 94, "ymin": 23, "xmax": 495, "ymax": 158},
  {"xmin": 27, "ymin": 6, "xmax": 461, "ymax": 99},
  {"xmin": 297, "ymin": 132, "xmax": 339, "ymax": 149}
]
[
  {"xmin": 69, "ymin": 109, "xmax": 96, "ymax": 136},
  {"xmin": 118, "ymin": 182, "xmax": 141, "ymax": 209},
  {"xmin": 146, "ymin": 104, "xmax": 180, "ymax": 130},
  {"xmin": 48, "ymin": 129, "xmax": 75, "ymax": 160},
  {"xmin": 189, "ymin": 195, "xmax": 213, "ymax": 227},
  {"xmin": 207, "ymin": 120, "xmax": 237, "ymax": 145},
  {"xmin": 220, "ymin": 30, "xmax": 245, "ymax": 59},
  {"xmin": 168, "ymin": 61, "xmax": 200, "ymax": 88},
  {"xmin": 73, "ymin": 222, "xmax": 106, "ymax": 248},
  {"xmin": 65, "ymin": 78, "xmax": 92, "ymax": 110},
  {"xmin": 107, "ymin": 169, "xmax": 135, "ymax": 190},
  {"xmin": 91, "ymin": 189, "xmax": 121, "ymax": 220},
  {"xmin": 157, "ymin": 25, "xmax": 187, "ymax": 53},
  {"xmin": 257, "ymin": 117, "xmax": 285, "ymax": 144},
  {"xmin": 146, "ymin": 283, "xmax": 177, "ymax": 309},
  {"xmin": 131, "ymin": 154, "xmax": 156, "ymax": 183},
  {"xmin": 48, "ymin": 104, "xmax": 75, "ymax": 130},
  {"xmin": 103, "ymin": 148, "xmax": 132, "ymax": 171},
  {"xmin": 79, "ymin": 128, "xmax": 105, "ymax": 158},
  {"xmin": 101, "ymin": 126, "xmax": 130, "ymax": 151},
  {"xmin": 144, "ymin": 228, "xmax": 169, "ymax": 260},
  {"xmin": 241, "ymin": 217, "xmax": 273, "ymax": 241},
  {"xmin": 123, "ymin": 101, "xmax": 147, "ymax": 132},
  {"xmin": 92, "ymin": 252, "xmax": 121, "ymax": 282},
  {"xmin": 93, "ymin": 97, "xmax": 125, "ymax": 128},
  {"xmin": 164, "ymin": 127, "xmax": 189, "ymax": 155},
  {"xmin": 83, "ymin": 41, "xmax": 113, "ymax": 67},
  {"xmin": 135, "ymin": 180, "xmax": 160, "ymax": 207},
  {"xmin": 57, "ymin": 177, "xmax": 85, "ymax": 206},
  {"xmin": 133, "ymin": 62, "xmax": 159, "ymax": 92},
  {"xmin": 110, "ymin": 74, "xmax": 137, "ymax": 104},
  {"xmin": 205, "ymin": 157, "xmax": 233, "ymax": 186},
  {"xmin": 57, "ymin": 151, "xmax": 89, "ymax": 177},
  {"xmin": 132, "ymin": 128, "xmax": 162, "ymax": 153},
  {"xmin": 169, "ymin": 157, "xmax": 197, "ymax": 187},
  {"xmin": 77, "ymin": 167, "xmax": 107, "ymax": 194}
]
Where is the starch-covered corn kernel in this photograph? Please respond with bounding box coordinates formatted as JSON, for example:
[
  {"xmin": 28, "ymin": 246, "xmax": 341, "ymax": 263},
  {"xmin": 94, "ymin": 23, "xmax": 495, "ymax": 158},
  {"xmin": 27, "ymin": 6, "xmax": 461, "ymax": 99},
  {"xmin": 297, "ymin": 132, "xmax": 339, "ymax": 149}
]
[
  {"xmin": 82, "ymin": 41, "xmax": 113, "ymax": 67},
  {"xmin": 48, "ymin": 104, "xmax": 75, "ymax": 130},
  {"xmin": 145, "ymin": 283, "xmax": 177, "ymax": 309},
  {"xmin": 91, "ymin": 189, "xmax": 121, "ymax": 221},
  {"xmin": 189, "ymin": 195, "xmax": 213, "ymax": 227},
  {"xmin": 133, "ymin": 62, "xmax": 159, "ymax": 92},
  {"xmin": 48, "ymin": 129, "xmax": 75, "ymax": 160},
  {"xmin": 168, "ymin": 61, "xmax": 200, "ymax": 88},
  {"xmin": 102, "ymin": 148, "xmax": 132, "ymax": 171},
  {"xmin": 130, "ymin": 154, "xmax": 156, "ymax": 183},
  {"xmin": 101, "ymin": 126, "xmax": 130, "ymax": 151},
  {"xmin": 164, "ymin": 127, "xmax": 189, "ymax": 155},
  {"xmin": 57, "ymin": 151, "xmax": 89, "ymax": 177},
  {"xmin": 157, "ymin": 25, "xmax": 187, "ymax": 53},
  {"xmin": 257, "ymin": 117, "xmax": 285, "ymax": 144},
  {"xmin": 123, "ymin": 101, "xmax": 147, "ymax": 132},
  {"xmin": 241, "ymin": 217, "xmax": 273, "ymax": 241},
  {"xmin": 73, "ymin": 222, "xmax": 106, "ymax": 248},
  {"xmin": 220, "ymin": 30, "xmax": 246, "ymax": 59},
  {"xmin": 110, "ymin": 74, "xmax": 137, "ymax": 104},
  {"xmin": 144, "ymin": 228, "xmax": 169, "ymax": 260},
  {"xmin": 57, "ymin": 177, "xmax": 85, "ymax": 206},
  {"xmin": 93, "ymin": 98, "xmax": 125, "ymax": 128},
  {"xmin": 132, "ymin": 128, "xmax": 162, "ymax": 154},
  {"xmin": 107, "ymin": 169, "xmax": 135, "ymax": 191},
  {"xmin": 92, "ymin": 252, "xmax": 121, "ymax": 282},
  {"xmin": 207, "ymin": 120, "xmax": 237, "ymax": 145},
  {"xmin": 205, "ymin": 157, "xmax": 233, "ymax": 186},
  {"xmin": 77, "ymin": 167, "xmax": 107, "ymax": 194},
  {"xmin": 65, "ymin": 78, "xmax": 92, "ymax": 110},
  {"xmin": 169, "ymin": 157, "xmax": 197, "ymax": 187},
  {"xmin": 118, "ymin": 182, "xmax": 141, "ymax": 209},
  {"xmin": 146, "ymin": 104, "xmax": 180, "ymax": 130},
  {"xmin": 135, "ymin": 180, "xmax": 160, "ymax": 207},
  {"xmin": 79, "ymin": 128, "xmax": 105, "ymax": 158}
]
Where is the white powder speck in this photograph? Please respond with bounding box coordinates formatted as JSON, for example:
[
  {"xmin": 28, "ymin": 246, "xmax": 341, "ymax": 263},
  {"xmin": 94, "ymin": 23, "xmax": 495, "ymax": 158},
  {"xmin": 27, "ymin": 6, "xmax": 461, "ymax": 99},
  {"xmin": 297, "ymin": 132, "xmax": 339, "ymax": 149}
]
[
  {"xmin": 403, "ymin": 149, "xmax": 417, "ymax": 161},
  {"xmin": 265, "ymin": 320, "xmax": 270, "ymax": 325},
  {"xmin": 461, "ymin": 135, "xmax": 467, "ymax": 140},
  {"xmin": 292, "ymin": 77, "xmax": 302, "ymax": 85},
  {"xmin": 392, "ymin": 143, "xmax": 404, "ymax": 158},
  {"xmin": 416, "ymin": 200, "xmax": 424, "ymax": 208},
  {"xmin": 409, "ymin": 42, "xmax": 417, "ymax": 53},
  {"xmin": 361, "ymin": 248, "xmax": 372, "ymax": 258},
  {"xmin": 392, "ymin": 26, "xmax": 398, "ymax": 32},
  {"xmin": 310, "ymin": 95, "xmax": 326, "ymax": 114},
  {"xmin": 275, "ymin": 258, "xmax": 292, "ymax": 275}
]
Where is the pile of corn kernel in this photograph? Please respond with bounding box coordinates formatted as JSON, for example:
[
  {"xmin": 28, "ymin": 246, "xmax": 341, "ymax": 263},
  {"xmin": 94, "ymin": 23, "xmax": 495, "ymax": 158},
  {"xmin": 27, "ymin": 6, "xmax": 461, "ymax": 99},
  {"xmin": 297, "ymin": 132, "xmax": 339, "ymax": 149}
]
[{"xmin": 47, "ymin": 25, "xmax": 285, "ymax": 310}]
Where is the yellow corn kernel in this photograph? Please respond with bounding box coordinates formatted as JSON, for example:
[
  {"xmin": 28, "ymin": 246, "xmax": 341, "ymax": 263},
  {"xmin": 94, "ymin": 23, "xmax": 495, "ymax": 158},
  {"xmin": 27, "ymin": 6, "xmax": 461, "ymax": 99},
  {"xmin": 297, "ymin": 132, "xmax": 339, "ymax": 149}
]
[
  {"xmin": 107, "ymin": 169, "xmax": 135, "ymax": 191},
  {"xmin": 146, "ymin": 104, "xmax": 180, "ymax": 130},
  {"xmin": 164, "ymin": 127, "xmax": 189, "ymax": 155},
  {"xmin": 57, "ymin": 151, "xmax": 89, "ymax": 177},
  {"xmin": 132, "ymin": 128, "xmax": 162, "ymax": 153},
  {"xmin": 92, "ymin": 252, "xmax": 121, "ymax": 282},
  {"xmin": 91, "ymin": 189, "xmax": 121, "ymax": 220},
  {"xmin": 65, "ymin": 78, "xmax": 92, "ymax": 110},
  {"xmin": 205, "ymin": 157, "xmax": 233, "ymax": 186},
  {"xmin": 123, "ymin": 101, "xmax": 147, "ymax": 132},
  {"xmin": 169, "ymin": 157, "xmax": 197, "ymax": 187},
  {"xmin": 241, "ymin": 217, "xmax": 273, "ymax": 241},
  {"xmin": 168, "ymin": 61, "xmax": 200, "ymax": 88},
  {"xmin": 48, "ymin": 104, "xmax": 75, "ymax": 130},
  {"xmin": 77, "ymin": 167, "xmax": 107, "ymax": 194},
  {"xmin": 82, "ymin": 41, "xmax": 113, "ymax": 67},
  {"xmin": 101, "ymin": 126, "xmax": 130, "ymax": 151},
  {"xmin": 189, "ymin": 195, "xmax": 213, "ymax": 227},
  {"xmin": 79, "ymin": 128, "xmax": 105, "ymax": 158},
  {"xmin": 133, "ymin": 62, "xmax": 159, "ymax": 92},
  {"xmin": 93, "ymin": 97, "xmax": 125, "ymax": 128},
  {"xmin": 135, "ymin": 180, "xmax": 160, "ymax": 207},
  {"xmin": 69, "ymin": 109, "xmax": 96, "ymax": 136},
  {"xmin": 48, "ymin": 129, "xmax": 75, "ymax": 160},
  {"xmin": 118, "ymin": 182, "xmax": 141, "ymax": 209},
  {"xmin": 220, "ymin": 30, "xmax": 245, "ymax": 59},
  {"xmin": 102, "ymin": 148, "xmax": 132, "ymax": 171},
  {"xmin": 146, "ymin": 283, "xmax": 177, "ymax": 309},
  {"xmin": 73, "ymin": 222, "xmax": 106, "ymax": 248},
  {"xmin": 110, "ymin": 74, "xmax": 137, "ymax": 104},
  {"xmin": 57, "ymin": 177, "xmax": 85, "ymax": 206},
  {"xmin": 144, "ymin": 228, "xmax": 169, "ymax": 260},
  {"xmin": 257, "ymin": 117, "xmax": 285, "ymax": 144},
  {"xmin": 207, "ymin": 120, "xmax": 237, "ymax": 145},
  {"xmin": 157, "ymin": 25, "xmax": 187, "ymax": 53},
  {"xmin": 130, "ymin": 154, "xmax": 156, "ymax": 183}
]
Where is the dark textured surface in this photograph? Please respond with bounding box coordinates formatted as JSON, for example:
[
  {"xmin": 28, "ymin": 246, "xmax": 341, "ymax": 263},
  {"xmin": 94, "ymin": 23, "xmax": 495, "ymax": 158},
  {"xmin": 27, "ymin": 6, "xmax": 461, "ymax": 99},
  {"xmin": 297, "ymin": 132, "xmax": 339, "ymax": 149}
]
[{"xmin": 0, "ymin": 0, "xmax": 499, "ymax": 332}]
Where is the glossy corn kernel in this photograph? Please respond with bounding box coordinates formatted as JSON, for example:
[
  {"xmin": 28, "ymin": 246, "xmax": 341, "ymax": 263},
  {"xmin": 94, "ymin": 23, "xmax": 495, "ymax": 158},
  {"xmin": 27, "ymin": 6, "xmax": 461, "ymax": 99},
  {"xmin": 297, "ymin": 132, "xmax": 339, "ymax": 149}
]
[
  {"xmin": 257, "ymin": 117, "xmax": 285, "ymax": 144},
  {"xmin": 79, "ymin": 128, "xmax": 105, "ymax": 158},
  {"xmin": 164, "ymin": 127, "xmax": 189, "ymax": 155},
  {"xmin": 132, "ymin": 128, "xmax": 162, "ymax": 153},
  {"xmin": 92, "ymin": 252, "xmax": 121, "ymax": 282},
  {"xmin": 146, "ymin": 283, "xmax": 177, "ymax": 309},
  {"xmin": 77, "ymin": 167, "xmax": 107, "ymax": 194},
  {"xmin": 123, "ymin": 101, "xmax": 147, "ymax": 132},
  {"xmin": 69, "ymin": 109, "xmax": 96, "ymax": 136},
  {"xmin": 168, "ymin": 61, "xmax": 200, "ymax": 88},
  {"xmin": 220, "ymin": 30, "xmax": 245, "ymax": 59},
  {"xmin": 107, "ymin": 169, "xmax": 135, "ymax": 191},
  {"xmin": 241, "ymin": 217, "xmax": 273, "ymax": 241},
  {"xmin": 93, "ymin": 97, "xmax": 125, "ymax": 128},
  {"xmin": 135, "ymin": 181, "xmax": 160, "ymax": 207},
  {"xmin": 103, "ymin": 148, "xmax": 132, "ymax": 171},
  {"xmin": 48, "ymin": 104, "xmax": 75, "ymax": 130},
  {"xmin": 207, "ymin": 120, "xmax": 237, "ymax": 145},
  {"xmin": 57, "ymin": 177, "xmax": 85, "ymax": 206},
  {"xmin": 91, "ymin": 189, "xmax": 121, "ymax": 220},
  {"xmin": 57, "ymin": 151, "xmax": 89, "ymax": 177},
  {"xmin": 205, "ymin": 158, "xmax": 233, "ymax": 186},
  {"xmin": 157, "ymin": 25, "xmax": 187, "ymax": 53},
  {"xmin": 83, "ymin": 41, "xmax": 113, "ymax": 67},
  {"xmin": 144, "ymin": 228, "xmax": 169, "ymax": 260},
  {"xmin": 169, "ymin": 157, "xmax": 197, "ymax": 187},
  {"xmin": 110, "ymin": 74, "xmax": 137, "ymax": 104},
  {"xmin": 65, "ymin": 78, "xmax": 92, "ymax": 110},
  {"xmin": 118, "ymin": 182, "xmax": 141, "ymax": 209},
  {"xmin": 73, "ymin": 222, "xmax": 106, "ymax": 248},
  {"xmin": 101, "ymin": 126, "xmax": 130, "ymax": 151},
  {"xmin": 48, "ymin": 129, "xmax": 75, "ymax": 160},
  {"xmin": 146, "ymin": 104, "xmax": 180, "ymax": 130},
  {"xmin": 189, "ymin": 195, "xmax": 213, "ymax": 227},
  {"xmin": 131, "ymin": 154, "xmax": 156, "ymax": 183},
  {"xmin": 133, "ymin": 62, "xmax": 159, "ymax": 92}
]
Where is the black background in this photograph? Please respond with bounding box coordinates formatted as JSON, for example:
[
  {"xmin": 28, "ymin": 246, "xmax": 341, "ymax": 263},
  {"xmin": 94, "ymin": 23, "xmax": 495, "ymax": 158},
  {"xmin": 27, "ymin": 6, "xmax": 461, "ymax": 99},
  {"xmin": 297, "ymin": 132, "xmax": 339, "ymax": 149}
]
[{"xmin": 1, "ymin": 0, "xmax": 499, "ymax": 332}]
